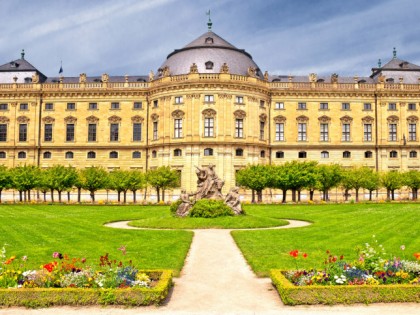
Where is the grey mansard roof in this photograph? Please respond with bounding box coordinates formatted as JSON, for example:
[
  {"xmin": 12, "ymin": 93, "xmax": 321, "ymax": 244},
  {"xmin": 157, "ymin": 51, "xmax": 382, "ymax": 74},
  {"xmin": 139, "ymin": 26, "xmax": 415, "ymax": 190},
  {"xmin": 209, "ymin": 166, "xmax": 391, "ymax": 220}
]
[{"xmin": 158, "ymin": 31, "xmax": 264, "ymax": 79}]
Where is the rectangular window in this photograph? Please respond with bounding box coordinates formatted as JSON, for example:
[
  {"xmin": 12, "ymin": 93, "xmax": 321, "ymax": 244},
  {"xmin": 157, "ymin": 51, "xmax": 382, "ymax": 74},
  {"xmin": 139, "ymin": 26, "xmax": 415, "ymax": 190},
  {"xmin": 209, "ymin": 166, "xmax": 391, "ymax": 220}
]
[
  {"xmin": 235, "ymin": 96, "xmax": 244, "ymax": 104},
  {"xmin": 44, "ymin": 124, "xmax": 53, "ymax": 142},
  {"xmin": 204, "ymin": 118, "xmax": 214, "ymax": 137},
  {"xmin": 0, "ymin": 124, "xmax": 7, "ymax": 142},
  {"xmin": 45, "ymin": 103, "xmax": 53, "ymax": 110},
  {"xmin": 153, "ymin": 100, "xmax": 158, "ymax": 108},
  {"xmin": 19, "ymin": 103, "xmax": 28, "ymax": 110},
  {"xmin": 153, "ymin": 121, "xmax": 158, "ymax": 140},
  {"xmin": 19, "ymin": 124, "xmax": 27, "ymax": 142},
  {"xmin": 111, "ymin": 102, "xmax": 120, "ymax": 109},
  {"xmin": 133, "ymin": 123, "xmax": 142, "ymax": 141},
  {"xmin": 0, "ymin": 104, "xmax": 8, "ymax": 110},
  {"xmin": 408, "ymin": 103, "xmax": 416, "ymax": 110},
  {"xmin": 275, "ymin": 123, "xmax": 284, "ymax": 141},
  {"xmin": 320, "ymin": 123, "xmax": 329, "ymax": 141},
  {"xmin": 409, "ymin": 123, "xmax": 417, "ymax": 141},
  {"xmin": 260, "ymin": 100, "xmax": 265, "ymax": 108},
  {"xmin": 298, "ymin": 102, "xmax": 306, "ymax": 110},
  {"xmin": 389, "ymin": 123, "xmax": 397, "ymax": 141},
  {"xmin": 364, "ymin": 124, "xmax": 372, "ymax": 141},
  {"xmin": 204, "ymin": 95, "xmax": 214, "ymax": 103},
  {"xmin": 235, "ymin": 119, "xmax": 244, "ymax": 138},
  {"xmin": 67, "ymin": 103, "xmax": 76, "ymax": 110},
  {"xmin": 66, "ymin": 124, "xmax": 74, "ymax": 141},
  {"xmin": 88, "ymin": 124, "xmax": 97, "ymax": 142},
  {"xmin": 388, "ymin": 103, "xmax": 397, "ymax": 110},
  {"xmin": 260, "ymin": 121, "xmax": 265, "ymax": 140},
  {"xmin": 174, "ymin": 119, "xmax": 183, "ymax": 138},
  {"xmin": 342, "ymin": 124, "xmax": 351, "ymax": 141},
  {"xmin": 320, "ymin": 102, "xmax": 328, "ymax": 110},
  {"xmin": 110, "ymin": 123, "xmax": 119, "ymax": 141},
  {"xmin": 364, "ymin": 103, "xmax": 372, "ymax": 110},
  {"xmin": 342, "ymin": 103, "xmax": 350, "ymax": 110},
  {"xmin": 175, "ymin": 96, "xmax": 183, "ymax": 104},
  {"xmin": 88, "ymin": 103, "xmax": 98, "ymax": 110},
  {"xmin": 298, "ymin": 123, "xmax": 307, "ymax": 141},
  {"xmin": 275, "ymin": 102, "xmax": 284, "ymax": 109},
  {"xmin": 133, "ymin": 102, "xmax": 142, "ymax": 109}
]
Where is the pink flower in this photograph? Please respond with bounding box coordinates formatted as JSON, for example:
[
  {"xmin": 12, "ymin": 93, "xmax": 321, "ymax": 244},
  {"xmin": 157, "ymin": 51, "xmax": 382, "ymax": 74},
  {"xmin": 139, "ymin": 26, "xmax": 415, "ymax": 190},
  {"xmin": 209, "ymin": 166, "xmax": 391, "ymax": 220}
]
[
  {"xmin": 81, "ymin": 258, "xmax": 86, "ymax": 263},
  {"xmin": 21, "ymin": 256, "xmax": 28, "ymax": 262},
  {"xmin": 118, "ymin": 245, "xmax": 127, "ymax": 255}
]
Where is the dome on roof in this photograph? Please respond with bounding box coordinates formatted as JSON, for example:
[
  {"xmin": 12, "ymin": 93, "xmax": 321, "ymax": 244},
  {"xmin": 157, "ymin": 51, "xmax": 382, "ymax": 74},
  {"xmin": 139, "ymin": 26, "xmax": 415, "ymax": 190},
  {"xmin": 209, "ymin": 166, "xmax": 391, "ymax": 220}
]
[{"xmin": 158, "ymin": 31, "xmax": 263, "ymax": 79}]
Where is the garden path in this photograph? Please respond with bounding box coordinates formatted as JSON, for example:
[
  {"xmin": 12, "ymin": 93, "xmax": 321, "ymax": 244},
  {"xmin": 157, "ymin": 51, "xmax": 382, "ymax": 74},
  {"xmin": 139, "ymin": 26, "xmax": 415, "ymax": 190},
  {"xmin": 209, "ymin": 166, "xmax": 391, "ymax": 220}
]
[{"xmin": 1, "ymin": 220, "xmax": 419, "ymax": 315}]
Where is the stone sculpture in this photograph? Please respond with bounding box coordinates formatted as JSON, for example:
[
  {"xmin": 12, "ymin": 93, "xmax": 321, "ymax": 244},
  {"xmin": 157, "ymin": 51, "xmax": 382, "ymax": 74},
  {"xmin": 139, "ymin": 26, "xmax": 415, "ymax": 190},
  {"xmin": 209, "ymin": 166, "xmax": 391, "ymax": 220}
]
[
  {"xmin": 224, "ymin": 187, "xmax": 242, "ymax": 215},
  {"xmin": 176, "ymin": 190, "xmax": 194, "ymax": 217}
]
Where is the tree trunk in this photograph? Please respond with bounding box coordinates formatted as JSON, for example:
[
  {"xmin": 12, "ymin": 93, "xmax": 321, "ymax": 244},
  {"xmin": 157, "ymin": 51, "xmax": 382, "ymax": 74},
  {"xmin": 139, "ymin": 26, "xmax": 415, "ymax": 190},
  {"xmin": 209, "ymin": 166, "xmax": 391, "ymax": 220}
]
[
  {"xmin": 251, "ymin": 190, "xmax": 255, "ymax": 203},
  {"xmin": 309, "ymin": 190, "xmax": 314, "ymax": 201},
  {"xmin": 291, "ymin": 189, "xmax": 296, "ymax": 202},
  {"xmin": 412, "ymin": 188, "xmax": 418, "ymax": 200},
  {"xmin": 355, "ymin": 188, "xmax": 359, "ymax": 202},
  {"xmin": 27, "ymin": 190, "xmax": 31, "ymax": 201},
  {"xmin": 50, "ymin": 189, "xmax": 54, "ymax": 203},
  {"xmin": 323, "ymin": 190, "xmax": 329, "ymax": 201},
  {"xmin": 297, "ymin": 190, "xmax": 301, "ymax": 202},
  {"xmin": 156, "ymin": 187, "xmax": 160, "ymax": 202},
  {"xmin": 0, "ymin": 189, "xmax": 2, "ymax": 203},
  {"xmin": 162, "ymin": 189, "xmax": 165, "ymax": 202},
  {"xmin": 282, "ymin": 189, "xmax": 287, "ymax": 203},
  {"xmin": 132, "ymin": 190, "xmax": 137, "ymax": 203},
  {"xmin": 43, "ymin": 191, "xmax": 47, "ymax": 202},
  {"xmin": 24, "ymin": 191, "xmax": 27, "ymax": 202},
  {"xmin": 117, "ymin": 191, "xmax": 121, "ymax": 203},
  {"xmin": 143, "ymin": 187, "xmax": 147, "ymax": 200},
  {"xmin": 123, "ymin": 191, "xmax": 127, "ymax": 204},
  {"xmin": 58, "ymin": 191, "xmax": 62, "ymax": 203},
  {"xmin": 391, "ymin": 190, "xmax": 395, "ymax": 200},
  {"xmin": 386, "ymin": 189, "xmax": 390, "ymax": 200},
  {"xmin": 77, "ymin": 187, "xmax": 81, "ymax": 203},
  {"xmin": 67, "ymin": 191, "xmax": 70, "ymax": 202},
  {"xmin": 369, "ymin": 190, "xmax": 373, "ymax": 201},
  {"xmin": 90, "ymin": 191, "xmax": 95, "ymax": 203},
  {"xmin": 19, "ymin": 191, "xmax": 23, "ymax": 202},
  {"xmin": 257, "ymin": 190, "xmax": 262, "ymax": 203}
]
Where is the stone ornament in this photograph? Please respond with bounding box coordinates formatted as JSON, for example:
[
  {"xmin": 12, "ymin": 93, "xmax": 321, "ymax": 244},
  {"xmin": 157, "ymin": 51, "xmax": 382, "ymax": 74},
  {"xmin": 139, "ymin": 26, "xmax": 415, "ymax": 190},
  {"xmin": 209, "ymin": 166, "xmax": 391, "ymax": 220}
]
[
  {"xmin": 151, "ymin": 113, "xmax": 159, "ymax": 121},
  {"xmin": 86, "ymin": 115, "xmax": 99, "ymax": 123},
  {"xmin": 318, "ymin": 115, "xmax": 331, "ymax": 123},
  {"xmin": 259, "ymin": 114, "xmax": 267, "ymax": 122},
  {"xmin": 340, "ymin": 115, "xmax": 353, "ymax": 123},
  {"xmin": 176, "ymin": 190, "xmax": 194, "ymax": 217},
  {"xmin": 264, "ymin": 71, "xmax": 269, "ymax": 81},
  {"xmin": 220, "ymin": 63, "xmax": 229, "ymax": 74},
  {"xmin": 79, "ymin": 73, "xmax": 87, "ymax": 83},
  {"xmin": 233, "ymin": 110, "xmax": 246, "ymax": 119},
  {"xmin": 362, "ymin": 116, "xmax": 374, "ymax": 123},
  {"xmin": 108, "ymin": 115, "xmax": 121, "ymax": 123},
  {"xmin": 225, "ymin": 187, "xmax": 242, "ymax": 215},
  {"xmin": 131, "ymin": 115, "xmax": 144, "ymax": 123},
  {"xmin": 17, "ymin": 116, "xmax": 30, "ymax": 123},
  {"xmin": 102, "ymin": 73, "xmax": 109, "ymax": 83},
  {"xmin": 309, "ymin": 73, "xmax": 317, "ymax": 83},
  {"xmin": 331, "ymin": 73, "xmax": 338, "ymax": 83},
  {"xmin": 0, "ymin": 117, "xmax": 10, "ymax": 123},
  {"xmin": 162, "ymin": 66, "xmax": 170, "ymax": 77},
  {"xmin": 378, "ymin": 75, "xmax": 386, "ymax": 83},
  {"xmin": 273, "ymin": 115, "xmax": 287, "ymax": 123},
  {"xmin": 189, "ymin": 63, "xmax": 198, "ymax": 74},
  {"xmin": 296, "ymin": 115, "xmax": 309, "ymax": 122},
  {"xmin": 247, "ymin": 67, "xmax": 256, "ymax": 77},
  {"xmin": 202, "ymin": 109, "xmax": 216, "ymax": 118},
  {"xmin": 42, "ymin": 116, "xmax": 55, "ymax": 123},
  {"xmin": 387, "ymin": 115, "xmax": 399, "ymax": 123},
  {"xmin": 172, "ymin": 110, "xmax": 185, "ymax": 119},
  {"xmin": 64, "ymin": 116, "xmax": 77, "ymax": 123},
  {"xmin": 407, "ymin": 115, "xmax": 418, "ymax": 123},
  {"xmin": 32, "ymin": 73, "xmax": 39, "ymax": 83},
  {"xmin": 149, "ymin": 70, "xmax": 154, "ymax": 81}
]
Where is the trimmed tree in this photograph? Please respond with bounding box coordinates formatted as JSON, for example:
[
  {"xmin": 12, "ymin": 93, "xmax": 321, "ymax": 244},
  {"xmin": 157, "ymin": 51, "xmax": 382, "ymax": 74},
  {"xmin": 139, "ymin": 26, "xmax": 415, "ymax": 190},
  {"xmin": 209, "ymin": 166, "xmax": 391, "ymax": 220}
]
[
  {"xmin": 0, "ymin": 165, "xmax": 11, "ymax": 203},
  {"xmin": 341, "ymin": 166, "xmax": 374, "ymax": 202},
  {"xmin": 269, "ymin": 164, "xmax": 290, "ymax": 203},
  {"xmin": 381, "ymin": 171, "xmax": 403, "ymax": 200},
  {"xmin": 48, "ymin": 165, "xmax": 78, "ymax": 203},
  {"xmin": 361, "ymin": 168, "xmax": 381, "ymax": 201},
  {"xmin": 403, "ymin": 170, "xmax": 420, "ymax": 200},
  {"xmin": 11, "ymin": 165, "xmax": 41, "ymax": 202},
  {"xmin": 126, "ymin": 170, "xmax": 146, "ymax": 203},
  {"xmin": 236, "ymin": 164, "xmax": 271, "ymax": 203},
  {"xmin": 316, "ymin": 164, "xmax": 343, "ymax": 201},
  {"xmin": 80, "ymin": 166, "xmax": 109, "ymax": 202},
  {"xmin": 146, "ymin": 166, "xmax": 180, "ymax": 202}
]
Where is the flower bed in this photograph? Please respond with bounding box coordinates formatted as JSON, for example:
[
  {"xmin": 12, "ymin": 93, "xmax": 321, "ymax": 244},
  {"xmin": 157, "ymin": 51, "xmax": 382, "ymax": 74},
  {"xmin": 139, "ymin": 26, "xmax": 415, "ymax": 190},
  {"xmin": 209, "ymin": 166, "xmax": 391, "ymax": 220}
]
[
  {"xmin": 0, "ymin": 247, "xmax": 172, "ymax": 308},
  {"xmin": 270, "ymin": 238, "xmax": 420, "ymax": 305}
]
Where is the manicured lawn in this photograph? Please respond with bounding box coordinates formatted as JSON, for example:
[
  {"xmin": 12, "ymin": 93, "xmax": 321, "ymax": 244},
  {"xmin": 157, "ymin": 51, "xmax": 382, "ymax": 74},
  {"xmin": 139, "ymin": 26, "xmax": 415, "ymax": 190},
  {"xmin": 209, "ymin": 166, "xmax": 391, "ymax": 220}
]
[
  {"xmin": 0, "ymin": 205, "xmax": 192, "ymax": 275},
  {"xmin": 231, "ymin": 203, "xmax": 420, "ymax": 277}
]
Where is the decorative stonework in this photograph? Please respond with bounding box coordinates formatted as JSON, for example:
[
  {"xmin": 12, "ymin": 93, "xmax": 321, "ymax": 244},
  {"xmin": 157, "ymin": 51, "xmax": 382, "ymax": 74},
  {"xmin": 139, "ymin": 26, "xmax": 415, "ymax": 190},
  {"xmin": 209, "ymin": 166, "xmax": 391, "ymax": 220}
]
[
  {"xmin": 318, "ymin": 115, "xmax": 331, "ymax": 123},
  {"xmin": 407, "ymin": 115, "xmax": 419, "ymax": 123},
  {"xmin": 296, "ymin": 115, "xmax": 309, "ymax": 122},
  {"xmin": 273, "ymin": 115, "xmax": 287, "ymax": 123},
  {"xmin": 11, "ymin": 102, "xmax": 17, "ymax": 107},
  {"xmin": 259, "ymin": 114, "xmax": 267, "ymax": 122},
  {"xmin": 340, "ymin": 115, "xmax": 353, "ymax": 123},
  {"xmin": 79, "ymin": 73, "xmax": 87, "ymax": 83},
  {"xmin": 247, "ymin": 67, "xmax": 256, "ymax": 77},
  {"xmin": 64, "ymin": 116, "xmax": 77, "ymax": 123},
  {"xmin": 149, "ymin": 70, "xmax": 154, "ymax": 81},
  {"xmin": 330, "ymin": 73, "xmax": 338, "ymax": 83},
  {"xmin": 387, "ymin": 115, "xmax": 399, "ymax": 123},
  {"xmin": 17, "ymin": 116, "xmax": 30, "ymax": 123},
  {"xmin": 101, "ymin": 73, "xmax": 109, "ymax": 83},
  {"xmin": 42, "ymin": 116, "xmax": 55, "ymax": 123},
  {"xmin": 362, "ymin": 116, "xmax": 375, "ymax": 123},
  {"xmin": 162, "ymin": 66, "xmax": 170, "ymax": 77},
  {"xmin": 233, "ymin": 110, "xmax": 246, "ymax": 119},
  {"xmin": 0, "ymin": 117, "xmax": 10, "ymax": 123},
  {"xmin": 151, "ymin": 113, "xmax": 159, "ymax": 121},
  {"xmin": 131, "ymin": 115, "xmax": 144, "ymax": 123},
  {"xmin": 30, "ymin": 102, "xmax": 37, "ymax": 107},
  {"xmin": 264, "ymin": 71, "xmax": 269, "ymax": 81},
  {"xmin": 32, "ymin": 73, "xmax": 39, "ymax": 83},
  {"xmin": 220, "ymin": 63, "xmax": 229, "ymax": 74},
  {"xmin": 189, "ymin": 63, "xmax": 198, "ymax": 74},
  {"xmin": 309, "ymin": 73, "xmax": 317, "ymax": 83},
  {"xmin": 86, "ymin": 115, "xmax": 99, "ymax": 123},
  {"xmin": 218, "ymin": 93, "xmax": 232, "ymax": 99},
  {"xmin": 202, "ymin": 109, "xmax": 216, "ymax": 118},
  {"xmin": 172, "ymin": 110, "xmax": 185, "ymax": 119},
  {"xmin": 108, "ymin": 115, "xmax": 121, "ymax": 123},
  {"xmin": 378, "ymin": 75, "xmax": 386, "ymax": 83},
  {"xmin": 248, "ymin": 96, "xmax": 257, "ymax": 102}
]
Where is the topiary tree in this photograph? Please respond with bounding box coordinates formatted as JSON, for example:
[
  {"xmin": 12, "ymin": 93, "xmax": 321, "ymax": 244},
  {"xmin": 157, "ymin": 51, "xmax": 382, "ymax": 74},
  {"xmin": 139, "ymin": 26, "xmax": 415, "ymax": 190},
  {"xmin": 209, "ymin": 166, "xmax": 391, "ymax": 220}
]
[
  {"xmin": 341, "ymin": 166, "xmax": 374, "ymax": 202},
  {"xmin": 381, "ymin": 171, "xmax": 403, "ymax": 200},
  {"xmin": 361, "ymin": 169, "xmax": 381, "ymax": 201},
  {"xmin": 316, "ymin": 164, "xmax": 343, "ymax": 201},
  {"xmin": 10, "ymin": 165, "xmax": 41, "ymax": 202},
  {"xmin": 47, "ymin": 165, "xmax": 78, "ymax": 203},
  {"xmin": 268, "ymin": 164, "xmax": 289, "ymax": 203},
  {"xmin": 126, "ymin": 170, "xmax": 146, "ymax": 203},
  {"xmin": 79, "ymin": 166, "xmax": 109, "ymax": 202},
  {"xmin": 146, "ymin": 166, "xmax": 179, "ymax": 202},
  {"xmin": 403, "ymin": 170, "xmax": 420, "ymax": 200},
  {"xmin": 236, "ymin": 164, "xmax": 271, "ymax": 203},
  {"xmin": 36, "ymin": 168, "xmax": 51, "ymax": 202},
  {"xmin": 107, "ymin": 170, "xmax": 130, "ymax": 203},
  {"xmin": 0, "ymin": 165, "xmax": 11, "ymax": 203}
]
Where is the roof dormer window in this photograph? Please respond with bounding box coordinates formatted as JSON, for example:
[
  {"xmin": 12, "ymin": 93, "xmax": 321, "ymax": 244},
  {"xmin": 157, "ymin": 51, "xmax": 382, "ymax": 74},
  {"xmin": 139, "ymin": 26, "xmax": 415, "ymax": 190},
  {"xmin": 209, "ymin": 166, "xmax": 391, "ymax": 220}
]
[
  {"xmin": 386, "ymin": 78, "xmax": 394, "ymax": 83},
  {"xmin": 24, "ymin": 77, "xmax": 32, "ymax": 83},
  {"xmin": 10, "ymin": 62, "xmax": 17, "ymax": 68},
  {"xmin": 205, "ymin": 61, "xmax": 214, "ymax": 70},
  {"xmin": 205, "ymin": 37, "xmax": 214, "ymax": 44}
]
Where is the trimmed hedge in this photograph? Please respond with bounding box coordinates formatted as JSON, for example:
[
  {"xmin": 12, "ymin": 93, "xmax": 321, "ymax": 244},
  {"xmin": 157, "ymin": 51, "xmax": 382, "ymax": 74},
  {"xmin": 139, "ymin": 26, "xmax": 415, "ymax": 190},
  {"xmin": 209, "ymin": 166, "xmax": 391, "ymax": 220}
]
[
  {"xmin": 0, "ymin": 270, "xmax": 172, "ymax": 308},
  {"xmin": 270, "ymin": 270, "xmax": 420, "ymax": 305},
  {"xmin": 189, "ymin": 199, "xmax": 234, "ymax": 218}
]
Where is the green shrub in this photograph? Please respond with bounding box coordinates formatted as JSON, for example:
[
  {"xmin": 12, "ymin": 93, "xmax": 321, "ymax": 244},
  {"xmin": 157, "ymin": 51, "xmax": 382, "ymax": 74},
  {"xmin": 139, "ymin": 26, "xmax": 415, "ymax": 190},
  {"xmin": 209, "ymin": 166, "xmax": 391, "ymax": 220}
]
[
  {"xmin": 189, "ymin": 199, "xmax": 234, "ymax": 218},
  {"xmin": 169, "ymin": 199, "xmax": 183, "ymax": 216}
]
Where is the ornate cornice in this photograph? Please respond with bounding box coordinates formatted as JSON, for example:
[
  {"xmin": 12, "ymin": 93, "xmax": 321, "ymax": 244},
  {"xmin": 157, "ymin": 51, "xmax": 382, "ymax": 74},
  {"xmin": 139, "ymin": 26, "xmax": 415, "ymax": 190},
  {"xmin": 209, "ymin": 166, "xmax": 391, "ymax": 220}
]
[
  {"xmin": 296, "ymin": 115, "xmax": 309, "ymax": 122},
  {"xmin": 259, "ymin": 113, "xmax": 267, "ymax": 122},
  {"xmin": 318, "ymin": 115, "xmax": 331, "ymax": 123},
  {"xmin": 340, "ymin": 115, "xmax": 353, "ymax": 123},
  {"xmin": 233, "ymin": 110, "xmax": 246, "ymax": 119},
  {"xmin": 108, "ymin": 115, "xmax": 121, "ymax": 123},
  {"xmin": 17, "ymin": 116, "xmax": 30, "ymax": 123},
  {"xmin": 151, "ymin": 113, "xmax": 159, "ymax": 121},
  {"xmin": 86, "ymin": 115, "xmax": 99, "ymax": 123},
  {"xmin": 64, "ymin": 116, "xmax": 77, "ymax": 123},
  {"xmin": 42, "ymin": 116, "xmax": 55, "ymax": 124},
  {"xmin": 172, "ymin": 110, "xmax": 185, "ymax": 119},
  {"xmin": 131, "ymin": 115, "xmax": 144, "ymax": 123},
  {"xmin": 202, "ymin": 108, "xmax": 217, "ymax": 118},
  {"xmin": 361, "ymin": 116, "xmax": 375, "ymax": 123},
  {"xmin": 387, "ymin": 115, "xmax": 399, "ymax": 123},
  {"xmin": 273, "ymin": 115, "xmax": 286, "ymax": 123},
  {"xmin": 0, "ymin": 116, "xmax": 10, "ymax": 123},
  {"xmin": 407, "ymin": 115, "xmax": 418, "ymax": 123}
]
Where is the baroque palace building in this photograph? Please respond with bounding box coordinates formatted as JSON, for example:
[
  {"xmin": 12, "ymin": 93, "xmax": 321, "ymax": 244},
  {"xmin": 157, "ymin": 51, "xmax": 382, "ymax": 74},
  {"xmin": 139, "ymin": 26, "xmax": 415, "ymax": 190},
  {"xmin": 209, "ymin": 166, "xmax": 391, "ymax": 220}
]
[{"xmin": 1, "ymin": 25, "xmax": 420, "ymax": 199}]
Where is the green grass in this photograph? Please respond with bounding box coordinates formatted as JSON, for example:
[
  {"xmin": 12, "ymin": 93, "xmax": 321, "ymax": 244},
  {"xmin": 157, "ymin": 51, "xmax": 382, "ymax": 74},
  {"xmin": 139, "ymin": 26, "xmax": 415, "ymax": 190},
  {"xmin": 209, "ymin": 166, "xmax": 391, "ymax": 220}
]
[
  {"xmin": 129, "ymin": 215, "xmax": 288, "ymax": 229},
  {"xmin": 0, "ymin": 205, "xmax": 192, "ymax": 276},
  {"xmin": 231, "ymin": 203, "xmax": 420, "ymax": 277}
]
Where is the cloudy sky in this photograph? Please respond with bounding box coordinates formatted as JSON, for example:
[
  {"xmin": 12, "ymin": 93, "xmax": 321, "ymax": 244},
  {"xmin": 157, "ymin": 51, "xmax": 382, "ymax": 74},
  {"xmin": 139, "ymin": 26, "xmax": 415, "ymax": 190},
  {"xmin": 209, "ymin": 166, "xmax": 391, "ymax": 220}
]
[{"xmin": 1, "ymin": 0, "xmax": 420, "ymax": 78}]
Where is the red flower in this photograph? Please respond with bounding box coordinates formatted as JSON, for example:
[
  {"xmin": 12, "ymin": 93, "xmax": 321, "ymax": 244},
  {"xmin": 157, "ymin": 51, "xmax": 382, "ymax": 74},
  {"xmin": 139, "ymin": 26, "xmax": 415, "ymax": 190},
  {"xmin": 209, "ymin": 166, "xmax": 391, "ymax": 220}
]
[
  {"xmin": 4, "ymin": 256, "xmax": 15, "ymax": 265},
  {"xmin": 289, "ymin": 250, "xmax": 299, "ymax": 258},
  {"xmin": 303, "ymin": 253, "xmax": 308, "ymax": 258},
  {"xmin": 340, "ymin": 255, "xmax": 344, "ymax": 260},
  {"xmin": 43, "ymin": 262, "xmax": 57, "ymax": 272},
  {"xmin": 414, "ymin": 253, "xmax": 420, "ymax": 260}
]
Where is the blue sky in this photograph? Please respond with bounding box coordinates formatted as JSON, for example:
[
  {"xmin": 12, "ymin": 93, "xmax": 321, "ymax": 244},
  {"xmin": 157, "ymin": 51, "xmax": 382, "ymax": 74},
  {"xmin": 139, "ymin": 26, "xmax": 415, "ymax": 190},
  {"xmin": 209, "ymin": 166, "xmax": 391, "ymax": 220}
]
[{"xmin": 1, "ymin": 0, "xmax": 420, "ymax": 78}]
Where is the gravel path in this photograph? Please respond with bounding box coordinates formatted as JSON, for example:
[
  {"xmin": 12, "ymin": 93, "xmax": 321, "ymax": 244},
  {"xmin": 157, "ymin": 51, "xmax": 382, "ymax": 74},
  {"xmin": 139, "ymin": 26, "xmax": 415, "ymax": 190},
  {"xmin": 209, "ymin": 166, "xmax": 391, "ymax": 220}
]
[{"xmin": 1, "ymin": 220, "xmax": 418, "ymax": 315}]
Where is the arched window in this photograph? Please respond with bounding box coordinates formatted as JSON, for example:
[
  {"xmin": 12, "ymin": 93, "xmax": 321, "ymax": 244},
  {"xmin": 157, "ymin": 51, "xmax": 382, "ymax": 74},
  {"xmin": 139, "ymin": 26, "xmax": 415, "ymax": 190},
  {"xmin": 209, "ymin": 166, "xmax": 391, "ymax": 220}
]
[
  {"xmin": 18, "ymin": 151, "xmax": 26, "ymax": 159},
  {"xmin": 235, "ymin": 148, "xmax": 243, "ymax": 156},
  {"xmin": 409, "ymin": 150, "xmax": 417, "ymax": 158},
  {"xmin": 389, "ymin": 150, "xmax": 398, "ymax": 158},
  {"xmin": 343, "ymin": 151, "xmax": 351, "ymax": 158},
  {"xmin": 132, "ymin": 151, "xmax": 141, "ymax": 159},
  {"xmin": 204, "ymin": 148, "xmax": 213, "ymax": 156},
  {"xmin": 43, "ymin": 151, "xmax": 51, "ymax": 159},
  {"xmin": 174, "ymin": 149, "xmax": 182, "ymax": 157},
  {"xmin": 0, "ymin": 151, "xmax": 6, "ymax": 159},
  {"xmin": 109, "ymin": 151, "xmax": 118, "ymax": 159},
  {"xmin": 65, "ymin": 151, "xmax": 74, "ymax": 159},
  {"xmin": 365, "ymin": 151, "xmax": 372, "ymax": 158},
  {"xmin": 298, "ymin": 151, "xmax": 307, "ymax": 158},
  {"xmin": 152, "ymin": 150, "xmax": 157, "ymax": 158},
  {"xmin": 275, "ymin": 151, "xmax": 284, "ymax": 159},
  {"xmin": 260, "ymin": 150, "xmax": 265, "ymax": 158},
  {"xmin": 321, "ymin": 151, "xmax": 329, "ymax": 158},
  {"xmin": 87, "ymin": 151, "xmax": 96, "ymax": 159}
]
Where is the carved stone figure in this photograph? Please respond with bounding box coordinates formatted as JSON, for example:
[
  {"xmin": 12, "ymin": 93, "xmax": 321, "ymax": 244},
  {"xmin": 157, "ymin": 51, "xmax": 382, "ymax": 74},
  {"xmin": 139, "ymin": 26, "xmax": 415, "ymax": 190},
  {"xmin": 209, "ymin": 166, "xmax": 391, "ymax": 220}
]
[
  {"xmin": 176, "ymin": 190, "xmax": 194, "ymax": 217},
  {"xmin": 189, "ymin": 63, "xmax": 198, "ymax": 74},
  {"xmin": 149, "ymin": 70, "xmax": 154, "ymax": 81},
  {"xmin": 101, "ymin": 73, "xmax": 109, "ymax": 83},
  {"xmin": 32, "ymin": 73, "xmax": 39, "ymax": 83},
  {"xmin": 79, "ymin": 73, "xmax": 87, "ymax": 83},
  {"xmin": 220, "ymin": 63, "xmax": 229, "ymax": 74},
  {"xmin": 195, "ymin": 164, "xmax": 224, "ymax": 200},
  {"xmin": 225, "ymin": 187, "xmax": 243, "ymax": 215}
]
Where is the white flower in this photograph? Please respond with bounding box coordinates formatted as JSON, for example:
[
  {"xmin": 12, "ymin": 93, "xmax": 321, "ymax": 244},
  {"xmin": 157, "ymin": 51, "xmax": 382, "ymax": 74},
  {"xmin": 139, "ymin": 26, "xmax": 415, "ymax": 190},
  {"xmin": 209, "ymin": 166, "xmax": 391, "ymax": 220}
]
[{"xmin": 400, "ymin": 245, "xmax": 405, "ymax": 251}]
